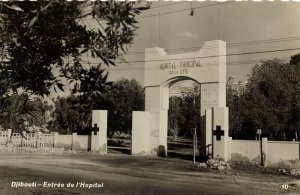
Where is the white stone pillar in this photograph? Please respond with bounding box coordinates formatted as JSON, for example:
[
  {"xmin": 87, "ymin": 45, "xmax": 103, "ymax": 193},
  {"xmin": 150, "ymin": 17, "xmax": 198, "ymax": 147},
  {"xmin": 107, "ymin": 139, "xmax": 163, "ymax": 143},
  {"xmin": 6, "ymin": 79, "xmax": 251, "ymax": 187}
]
[
  {"xmin": 228, "ymin": 137, "xmax": 232, "ymax": 161},
  {"xmin": 53, "ymin": 132, "xmax": 58, "ymax": 148},
  {"xmin": 200, "ymin": 82, "xmax": 226, "ymax": 150},
  {"xmin": 91, "ymin": 130, "xmax": 98, "ymax": 151},
  {"xmin": 212, "ymin": 107, "xmax": 229, "ymax": 161},
  {"xmin": 72, "ymin": 132, "xmax": 77, "ymax": 151},
  {"xmin": 261, "ymin": 137, "xmax": 268, "ymax": 165},
  {"xmin": 92, "ymin": 110, "xmax": 107, "ymax": 154},
  {"xmin": 145, "ymin": 86, "xmax": 169, "ymax": 155},
  {"xmin": 201, "ymin": 83, "xmax": 226, "ymax": 116},
  {"xmin": 132, "ymin": 111, "xmax": 151, "ymax": 155},
  {"xmin": 21, "ymin": 131, "xmax": 26, "ymax": 147},
  {"xmin": 159, "ymin": 85, "xmax": 169, "ymax": 156},
  {"xmin": 36, "ymin": 132, "xmax": 42, "ymax": 148},
  {"xmin": 6, "ymin": 129, "xmax": 12, "ymax": 145},
  {"xmin": 204, "ymin": 109, "xmax": 213, "ymax": 158}
]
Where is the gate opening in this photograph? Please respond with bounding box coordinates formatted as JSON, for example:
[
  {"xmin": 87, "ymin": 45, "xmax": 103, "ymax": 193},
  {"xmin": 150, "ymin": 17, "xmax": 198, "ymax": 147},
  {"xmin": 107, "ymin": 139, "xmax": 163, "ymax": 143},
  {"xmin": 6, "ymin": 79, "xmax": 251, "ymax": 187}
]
[{"xmin": 167, "ymin": 80, "xmax": 201, "ymax": 160}]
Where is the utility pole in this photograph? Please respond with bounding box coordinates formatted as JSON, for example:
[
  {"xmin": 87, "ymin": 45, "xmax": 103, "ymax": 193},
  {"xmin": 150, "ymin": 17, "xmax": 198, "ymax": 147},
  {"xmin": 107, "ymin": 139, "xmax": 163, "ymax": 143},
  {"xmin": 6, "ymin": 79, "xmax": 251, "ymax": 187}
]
[{"xmin": 192, "ymin": 128, "xmax": 197, "ymax": 165}]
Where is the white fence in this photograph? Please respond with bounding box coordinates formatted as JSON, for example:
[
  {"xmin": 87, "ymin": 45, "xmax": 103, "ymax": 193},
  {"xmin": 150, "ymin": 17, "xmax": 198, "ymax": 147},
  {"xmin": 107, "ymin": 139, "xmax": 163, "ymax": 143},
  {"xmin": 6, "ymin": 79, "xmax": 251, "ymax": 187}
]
[
  {"xmin": 0, "ymin": 131, "xmax": 56, "ymax": 148},
  {"xmin": 0, "ymin": 130, "xmax": 104, "ymax": 153}
]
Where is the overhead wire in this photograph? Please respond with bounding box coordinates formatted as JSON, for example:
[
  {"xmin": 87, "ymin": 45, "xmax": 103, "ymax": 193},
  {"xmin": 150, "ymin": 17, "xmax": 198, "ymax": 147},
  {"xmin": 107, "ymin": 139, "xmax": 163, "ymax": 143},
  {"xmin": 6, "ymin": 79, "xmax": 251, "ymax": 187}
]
[
  {"xmin": 76, "ymin": 47, "xmax": 298, "ymax": 72},
  {"xmin": 86, "ymin": 1, "xmax": 232, "ymax": 28},
  {"xmin": 80, "ymin": 47, "xmax": 300, "ymax": 65},
  {"xmin": 84, "ymin": 2, "xmax": 300, "ymax": 56},
  {"xmin": 76, "ymin": 2, "xmax": 300, "ymax": 70},
  {"xmin": 149, "ymin": 2, "xmax": 187, "ymax": 9},
  {"xmin": 106, "ymin": 57, "xmax": 293, "ymax": 71},
  {"xmin": 136, "ymin": 1, "xmax": 233, "ymax": 20},
  {"xmin": 125, "ymin": 36, "xmax": 300, "ymax": 56}
]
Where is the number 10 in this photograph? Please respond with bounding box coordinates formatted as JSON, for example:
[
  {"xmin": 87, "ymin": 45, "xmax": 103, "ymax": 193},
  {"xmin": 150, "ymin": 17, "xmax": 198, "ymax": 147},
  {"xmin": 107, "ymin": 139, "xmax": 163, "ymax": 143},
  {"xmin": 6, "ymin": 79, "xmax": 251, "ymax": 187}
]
[{"xmin": 282, "ymin": 184, "xmax": 289, "ymax": 190}]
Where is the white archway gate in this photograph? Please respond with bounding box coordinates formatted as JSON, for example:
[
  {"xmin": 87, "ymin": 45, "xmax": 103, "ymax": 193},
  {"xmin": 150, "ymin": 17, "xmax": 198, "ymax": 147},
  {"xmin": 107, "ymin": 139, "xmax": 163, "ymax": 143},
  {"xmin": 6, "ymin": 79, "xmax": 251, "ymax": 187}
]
[{"xmin": 132, "ymin": 40, "xmax": 230, "ymax": 161}]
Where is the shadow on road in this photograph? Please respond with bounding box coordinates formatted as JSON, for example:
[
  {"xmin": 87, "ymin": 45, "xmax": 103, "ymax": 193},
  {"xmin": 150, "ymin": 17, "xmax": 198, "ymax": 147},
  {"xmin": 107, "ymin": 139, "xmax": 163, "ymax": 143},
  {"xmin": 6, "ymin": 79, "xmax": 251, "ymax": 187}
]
[
  {"xmin": 167, "ymin": 151, "xmax": 194, "ymax": 161},
  {"xmin": 108, "ymin": 147, "xmax": 131, "ymax": 155},
  {"xmin": 168, "ymin": 141, "xmax": 193, "ymax": 149},
  {"xmin": 167, "ymin": 140, "xmax": 199, "ymax": 162}
]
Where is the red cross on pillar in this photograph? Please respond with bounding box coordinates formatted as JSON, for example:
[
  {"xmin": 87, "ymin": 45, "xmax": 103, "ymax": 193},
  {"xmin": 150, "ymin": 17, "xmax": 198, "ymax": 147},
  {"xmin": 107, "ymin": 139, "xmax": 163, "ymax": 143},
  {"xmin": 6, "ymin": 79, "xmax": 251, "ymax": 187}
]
[
  {"xmin": 92, "ymin": 124, "xmax": 99, "ymax": 135},
  {"xmin": 214, "ymin": 125, "xmax": 224, "ymax": 141}
]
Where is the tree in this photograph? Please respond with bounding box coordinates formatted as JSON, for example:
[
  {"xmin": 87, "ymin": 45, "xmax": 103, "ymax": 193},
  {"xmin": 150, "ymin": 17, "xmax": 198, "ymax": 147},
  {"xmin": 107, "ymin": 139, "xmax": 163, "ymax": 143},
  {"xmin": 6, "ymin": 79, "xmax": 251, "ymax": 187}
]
[
  {"xmin": 25, "ymin": 97, "xmax": 53, "ymax": 127},
  {"xmin": 168, "ymin": 83, "xmax": 201, "ymax": 140},
  {"xmin": 0, "ymin": 94, "xmax": 52, "ymax": 133},
  {"xmin": 0, "ymin": 1, "xmax": 149, "ymax": 134},
  {"xmin": 289, "ymin": 54, "xmax": 300, "ymax": 139},
  {"xmin": 290, "ymin": 53, "xmax": 300, "ymax": 73},
  {"xmin": 51, "ymin": 79, "xmax": 144, "ymax": 135},
  {"xmin": 95, "ymin": 79, "xmax": 144, "ymax": 137},
  {"xmin": 70, "ymin": 66, "xmax": 111, "ymax": 125},
  {"xmin": 226, "ymin": 77, "xmax": 246, "ymax": 138},
  {"xmin": 180, "ymin": 83, "xmax": 201, "ymax": 136},
  {"xmin": 0, "ymin": 94, "xmax": 33, "ymax": 132},
  {"xmin": 0, "ymin": 1, "xmax": 149, "ymax": 97},
  {"xmin": 168, "ymin": 96, "xmax": 184, "ymax": 140},
  {"xmin": 232, "ymin": 58, "xmax": 300, "ymax": 140},
  {"xmin": 50, "ymin": 96, "xmax": 81, "ymax": 134}
]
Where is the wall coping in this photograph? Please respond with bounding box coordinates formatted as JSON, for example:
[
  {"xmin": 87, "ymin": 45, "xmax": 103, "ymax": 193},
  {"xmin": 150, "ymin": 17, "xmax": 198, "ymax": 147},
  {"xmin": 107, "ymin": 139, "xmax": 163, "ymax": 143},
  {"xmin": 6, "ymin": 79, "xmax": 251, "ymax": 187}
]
[
  {"xmin": 231, "ymin": 140, "xmax": 259, "ymax": 142},
  {"xmin": 267, "ymin": 141, "xmax": 300, "ymax": 144},
  {"xmin": 231, "ymin": 139, "xmax": 300, "ymax": 144}
]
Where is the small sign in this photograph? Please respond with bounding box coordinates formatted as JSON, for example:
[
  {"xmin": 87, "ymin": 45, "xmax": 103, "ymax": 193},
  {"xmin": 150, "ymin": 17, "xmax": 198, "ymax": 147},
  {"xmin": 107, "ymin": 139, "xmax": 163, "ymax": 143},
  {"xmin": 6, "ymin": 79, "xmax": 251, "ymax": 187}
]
[
  {"xmin": 257, "ymin": 129, "xmax": 262, "ymax": 135},
  {"xmin": 191, "ymin": 128, "xmax": 197, "ymax": 135}
]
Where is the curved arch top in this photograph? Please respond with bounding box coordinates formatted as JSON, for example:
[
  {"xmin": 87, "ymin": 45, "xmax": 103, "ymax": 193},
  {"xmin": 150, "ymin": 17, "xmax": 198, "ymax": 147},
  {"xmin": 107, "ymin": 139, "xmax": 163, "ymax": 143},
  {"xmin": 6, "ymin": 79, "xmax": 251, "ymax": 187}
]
[
  {"xmin": 144, "ymin": 40, "xmax": 226, "ymax": 87},
  {"xmin": 162, "ymin": 76, "xmax": 199, "ymax": 88}
]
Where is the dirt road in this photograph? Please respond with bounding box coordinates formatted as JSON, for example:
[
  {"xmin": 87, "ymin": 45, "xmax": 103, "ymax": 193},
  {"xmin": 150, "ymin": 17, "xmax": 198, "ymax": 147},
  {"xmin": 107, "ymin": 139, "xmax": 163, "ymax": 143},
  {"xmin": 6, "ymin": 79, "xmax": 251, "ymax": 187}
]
[{"xmin": 0, "ymin": 154, "xmax": 296, "ymax": 194}]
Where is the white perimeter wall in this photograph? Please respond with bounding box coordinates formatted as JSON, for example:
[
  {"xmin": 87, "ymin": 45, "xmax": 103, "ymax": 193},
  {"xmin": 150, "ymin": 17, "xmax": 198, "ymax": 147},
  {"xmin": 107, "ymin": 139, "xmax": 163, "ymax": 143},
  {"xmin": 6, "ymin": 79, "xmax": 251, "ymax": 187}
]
[
  {"xmin": 56, "ymin": 134, "xmax": 91, "ymax": 151},
  {"xmin": 267, "ymin": 141, "xmax": 300, "ymax": 162},
  {"xmin": 56, "ymin": 135, "xmax": 72, "ymax": 149},
  {"xmin": 230, "ymin": 139, "xmax": 300, "ymax": 164},
  {"xmin": 75, "ymin": 135, "xmax": 90, "ymax": 150},
  {"xmin": 231, "ymin": 140, "xmax": 261, "ymax": 162}
]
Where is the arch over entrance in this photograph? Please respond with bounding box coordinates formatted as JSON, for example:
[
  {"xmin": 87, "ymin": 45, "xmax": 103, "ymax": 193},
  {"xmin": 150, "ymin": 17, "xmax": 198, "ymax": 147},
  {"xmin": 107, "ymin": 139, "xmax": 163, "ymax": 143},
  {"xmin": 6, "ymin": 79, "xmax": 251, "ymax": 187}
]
[{"xmin": 132, "ymin": 40, "xmax": 229, "ymax": 160}]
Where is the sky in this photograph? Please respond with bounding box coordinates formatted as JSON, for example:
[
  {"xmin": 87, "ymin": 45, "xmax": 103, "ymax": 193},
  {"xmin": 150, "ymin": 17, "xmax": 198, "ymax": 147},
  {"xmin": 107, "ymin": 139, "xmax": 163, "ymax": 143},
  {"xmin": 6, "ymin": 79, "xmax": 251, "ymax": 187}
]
[{"xmin": 105, "ymin": 1, "xmax": 300, "ymax": 92}]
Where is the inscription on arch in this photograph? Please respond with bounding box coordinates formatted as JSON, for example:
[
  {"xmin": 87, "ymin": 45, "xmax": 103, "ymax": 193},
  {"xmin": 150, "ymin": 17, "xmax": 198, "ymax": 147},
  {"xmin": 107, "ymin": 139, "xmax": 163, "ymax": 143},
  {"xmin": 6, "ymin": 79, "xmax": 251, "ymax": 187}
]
[
  {"xmin": 160, "ymin": 60, "xmax": 201, "ymax": 76},
  {"xmin": 144, "ymin": 40, "xmax": 226, "ymax": 86}
]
